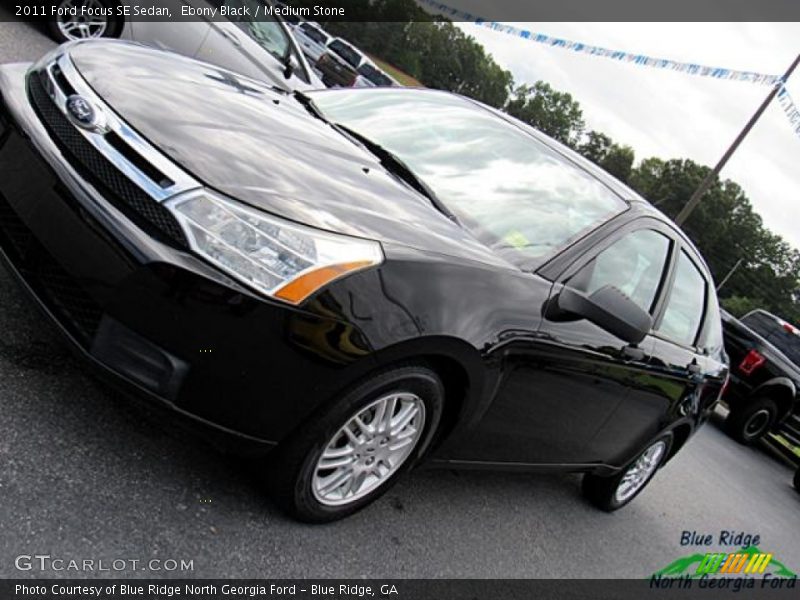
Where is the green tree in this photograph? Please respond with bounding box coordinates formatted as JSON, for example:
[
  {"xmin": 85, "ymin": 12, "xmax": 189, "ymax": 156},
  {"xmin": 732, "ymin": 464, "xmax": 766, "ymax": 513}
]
[
  {"xmin": 578, "ymin": 131, "xmax": 613, "ymax": 163},
  {"xmin": 505, "ymin": 82, "xmax": 585, "ymax": 147},
  {"xmin": 722, "ymin": 296, "xmax": 765, "ymax": 318},
  {"xmin": 309, "ymin": 2, "xmax": 513, "ymax": 108},
  {"xmin": 403, "ymin": 21, "xmax": 513, "ymax": 107},
  {"xmin": 577, "ymin": 130, "xmax": 635, "ymax": 182},
  {"xmin": 601, "ymin": 144, "xmax": 635, "ymax": 183}
]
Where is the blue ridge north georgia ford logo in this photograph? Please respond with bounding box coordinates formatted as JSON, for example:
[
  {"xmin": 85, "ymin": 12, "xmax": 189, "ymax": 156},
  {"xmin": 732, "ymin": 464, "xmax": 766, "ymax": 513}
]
[{"xmin": 65, "ymin": 95, "xmax": 98, "ymax": 130}]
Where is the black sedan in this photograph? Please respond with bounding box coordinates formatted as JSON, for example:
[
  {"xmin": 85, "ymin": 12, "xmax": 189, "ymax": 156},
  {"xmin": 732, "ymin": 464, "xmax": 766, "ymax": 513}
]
[{"xmin": 0, "ymin": 41, "xmax": 728, "ymax": 522}]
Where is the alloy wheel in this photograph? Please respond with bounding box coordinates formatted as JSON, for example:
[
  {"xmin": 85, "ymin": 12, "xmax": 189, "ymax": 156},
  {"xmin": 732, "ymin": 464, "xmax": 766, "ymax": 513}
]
[
  {"xmin": 312, "ymin": 392, "xmax": 426, "ymax": 506},
  {"xmin": 56, "ymin": 0, "xmax": 110, "ymax": 40},
  {"xmin": 614, "ymin": 440, "xmax": 667, "ymax": 504}
]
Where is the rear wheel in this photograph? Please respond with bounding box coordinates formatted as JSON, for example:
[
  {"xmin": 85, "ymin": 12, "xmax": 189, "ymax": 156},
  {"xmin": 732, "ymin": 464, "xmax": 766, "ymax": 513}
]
[
  {"xmin": 725, "ymin": 397, "xmax": 777, "ymax": 444},
  {"xmin": 582, "ymin": 434, "xmax": 672, "ymax": 511},
  {"xmin": 48, "ymin": 0, "xmax": 123, "ymax": 43},
  {"xmin": 269, "ymin": 365, "xmax": 443, "ymax": 523},
  {"xmin": 793, "ymin": 467, "xmax": 800, "ymax": 493}
]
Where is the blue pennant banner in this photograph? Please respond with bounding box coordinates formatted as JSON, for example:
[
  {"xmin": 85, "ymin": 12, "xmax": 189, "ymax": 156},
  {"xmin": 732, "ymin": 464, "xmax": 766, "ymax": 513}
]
[
  {"xmin": 777, "ymin": 85, "xmax": 800, "ymax": 140},
  {"xmin": 418, "ymin": 0, "xmax": 781, "ymax": 86}
]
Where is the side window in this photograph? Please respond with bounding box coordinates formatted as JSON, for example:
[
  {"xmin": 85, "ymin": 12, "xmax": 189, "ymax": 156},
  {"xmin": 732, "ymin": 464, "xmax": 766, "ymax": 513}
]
[
  {"xmin": 700, "ymin": 289, "xmax": 724, "ymax": 355},
  {"xmin": 568, "ymin": 229, "xmax": 671, "ymax": 314},
  {"xmin": 770, "ymin": 329, "xmax": 800, "ymax": 366},
  {"xmin": 740, "ymin": 311, "xmax": 778, "ymax": 338},
  {"xmin": 657, "ymin": 251, "xmax": 707, "ymax": 346}
]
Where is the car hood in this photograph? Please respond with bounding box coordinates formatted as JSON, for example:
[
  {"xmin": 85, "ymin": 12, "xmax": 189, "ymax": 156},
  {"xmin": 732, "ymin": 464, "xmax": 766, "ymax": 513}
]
[{"xmin": 69, "ymin": 42, "xmax": 507, "ymax": 267}]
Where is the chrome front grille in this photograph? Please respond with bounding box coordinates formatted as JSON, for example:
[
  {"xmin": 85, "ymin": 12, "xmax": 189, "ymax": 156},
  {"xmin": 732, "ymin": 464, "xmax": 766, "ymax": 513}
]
[{"xmin": 27, "ymin": 53, "xmax": 201, "ymax": 247}]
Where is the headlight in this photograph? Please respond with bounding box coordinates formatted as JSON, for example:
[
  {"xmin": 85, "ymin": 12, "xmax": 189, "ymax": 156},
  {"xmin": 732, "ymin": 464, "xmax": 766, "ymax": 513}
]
[{"xmin": 166, "ymin": 191, "xmax": 383, "ymax": 304}]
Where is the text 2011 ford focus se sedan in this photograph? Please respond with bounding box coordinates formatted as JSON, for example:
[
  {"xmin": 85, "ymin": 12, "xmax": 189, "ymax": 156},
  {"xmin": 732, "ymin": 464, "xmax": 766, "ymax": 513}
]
[{"xmin": 0, "ymin": 41, "xmax": 728, "ymax": 522}]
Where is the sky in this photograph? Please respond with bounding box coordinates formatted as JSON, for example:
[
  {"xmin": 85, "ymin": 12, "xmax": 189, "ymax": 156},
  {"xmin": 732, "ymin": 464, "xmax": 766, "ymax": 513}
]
[{"xmin": 452, "ymin": 22, "xmax": 800, "ymax": 251}]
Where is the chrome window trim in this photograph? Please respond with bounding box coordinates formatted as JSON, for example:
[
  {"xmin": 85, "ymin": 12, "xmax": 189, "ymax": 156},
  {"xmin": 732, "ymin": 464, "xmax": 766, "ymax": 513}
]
[{"xmin": 38, "ymin": 53, "xmax": 200, "ymax": 203}]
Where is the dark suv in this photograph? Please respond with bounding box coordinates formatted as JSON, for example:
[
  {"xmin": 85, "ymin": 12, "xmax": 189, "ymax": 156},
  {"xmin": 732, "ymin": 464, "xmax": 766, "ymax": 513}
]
[{"xmin": 720, "ymin": 309, "xmax": 800, "ymax": 446}]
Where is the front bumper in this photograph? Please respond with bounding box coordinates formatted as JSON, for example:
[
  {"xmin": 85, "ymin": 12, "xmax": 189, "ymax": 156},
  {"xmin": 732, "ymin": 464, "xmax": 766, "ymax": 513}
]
[{"xmin": 0, "ymin": 63, "xmax": 373, "ymax": 448}]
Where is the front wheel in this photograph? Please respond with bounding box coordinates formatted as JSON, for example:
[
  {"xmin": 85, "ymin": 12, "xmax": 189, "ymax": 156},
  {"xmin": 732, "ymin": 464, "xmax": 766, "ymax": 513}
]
[
  {"xmin": 582, "ymin": 434, "xmax": 672, "ymax": 511},
  {"xmin": 48, "ymin": 0, "xmax": 123, "ymax": 43},
  {"xmin": 793, "ymin": 467, "xmax": 800, "ymax": 493},
  {"xmin": 269, "ymin": 365, "xmax": 444, "ymax": 523}
]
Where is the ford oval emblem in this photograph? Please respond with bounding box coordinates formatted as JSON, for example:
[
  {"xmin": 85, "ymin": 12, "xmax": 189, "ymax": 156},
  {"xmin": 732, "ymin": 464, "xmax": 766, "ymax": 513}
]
[{"xmin": 66, "ymin": 95, "xmax": 98, "ymax": 130}]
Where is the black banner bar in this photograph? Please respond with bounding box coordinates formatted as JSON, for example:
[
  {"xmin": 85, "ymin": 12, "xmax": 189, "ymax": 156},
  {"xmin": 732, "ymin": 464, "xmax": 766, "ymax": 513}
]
[
  {"xmin": 2, "ymin": 579, "xmax": 799, "ymax": 600},
  {"xmin": 4, "ymin": 0, "xmax": 800, "ymax": 23}
]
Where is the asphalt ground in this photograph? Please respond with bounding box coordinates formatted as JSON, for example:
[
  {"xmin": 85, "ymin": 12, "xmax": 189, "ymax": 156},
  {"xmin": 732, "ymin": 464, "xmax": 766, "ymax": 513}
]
[{"xmin": 0, "ymin": 17, "xmax": 798, "ymax": 579}]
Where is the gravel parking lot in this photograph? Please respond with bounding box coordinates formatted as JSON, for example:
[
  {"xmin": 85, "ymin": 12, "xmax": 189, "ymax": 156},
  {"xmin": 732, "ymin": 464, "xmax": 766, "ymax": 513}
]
[{"xmin": 0, "ymin": 16, "xmax": 798, "ymax": 579}]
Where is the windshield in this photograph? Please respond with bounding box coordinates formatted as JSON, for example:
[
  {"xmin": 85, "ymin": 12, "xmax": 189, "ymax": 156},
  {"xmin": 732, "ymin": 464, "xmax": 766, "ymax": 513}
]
[
  {"xmin": 742, "ymin": 311, "xmax": 800, "ymax": 366},
  {"xmin": 329, "ymin": 40, "xmax": 362, "ymax": 68},
  {"xmin": 358, "ymin": 64, "xmax": 392, "ymax": 87},
  {"xmin": 300, "ymin": 23, "xmax": 329, "ymax": 45},
  {"xmin": 311, "ymin": 89, "xmax": 627, "ymax": 261}
]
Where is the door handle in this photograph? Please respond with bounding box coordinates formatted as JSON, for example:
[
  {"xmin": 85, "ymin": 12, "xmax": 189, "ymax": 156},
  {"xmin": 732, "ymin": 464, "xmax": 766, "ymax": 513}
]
[{"xmin": 221, "ymin": 29, "xmax": 242, "ymax": 46}]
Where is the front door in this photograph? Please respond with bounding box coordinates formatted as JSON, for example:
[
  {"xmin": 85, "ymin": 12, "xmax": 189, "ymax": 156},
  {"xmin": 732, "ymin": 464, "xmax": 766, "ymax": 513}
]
[{"xmin": 459, "ymin": 224, "xmax": 676, "ymax": 465}]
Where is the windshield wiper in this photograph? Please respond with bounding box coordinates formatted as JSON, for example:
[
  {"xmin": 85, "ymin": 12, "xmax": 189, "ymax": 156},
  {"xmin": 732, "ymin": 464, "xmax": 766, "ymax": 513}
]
[
  {"xmin": 333, "ymin": 124, "xmax": 459, "ymax": 224},
  {"xmin": 293, "ymin": 91, "xmax": 327, "ymax": 121}
]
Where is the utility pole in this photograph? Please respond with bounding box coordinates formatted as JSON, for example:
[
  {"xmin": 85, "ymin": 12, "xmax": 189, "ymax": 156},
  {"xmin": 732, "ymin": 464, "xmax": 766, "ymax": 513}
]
[
  {"xmin": 675, "ymin": 53, "xmax": 800, "ymax": 226},
  {"xmin": 716, "ymin": 257, "xmax": 744, "ymax": 291}
]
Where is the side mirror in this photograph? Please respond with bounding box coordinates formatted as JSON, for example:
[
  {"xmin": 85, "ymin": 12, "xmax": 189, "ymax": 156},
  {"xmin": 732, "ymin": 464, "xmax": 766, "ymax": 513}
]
[
  {"xmin": 553, "ymin": 285, "xmax": 653, "ymax": 345},
  {"xmin": 283, "ymin": 54, "xmax": 298, "ymax": 79}
]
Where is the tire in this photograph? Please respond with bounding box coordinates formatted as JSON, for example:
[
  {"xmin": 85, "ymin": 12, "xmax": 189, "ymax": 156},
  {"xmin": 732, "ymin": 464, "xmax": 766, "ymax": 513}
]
[
  {"xmin": 268, "ymin": 365, "xmax": 444, "ymax": 523},
  {"xmin": 724, "ymin": 397, "xmax": 778, "ymax": 444},
  {"xmin": 47, "ymin": 0, "xmax": 123, "ymax": 44},
  {"xmin": 582, "ymin": 434, "xmax": 673, "ymax": 511},
  {"xmin": 794, "ymin": 468, "xmax": 800, "ymax": 493}
]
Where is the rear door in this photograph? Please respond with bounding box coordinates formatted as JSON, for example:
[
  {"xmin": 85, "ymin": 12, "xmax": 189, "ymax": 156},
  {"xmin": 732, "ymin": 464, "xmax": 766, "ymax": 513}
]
[{"xmin": 617, "ymin": 243, "xmax": 728, "ymax": 457}]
